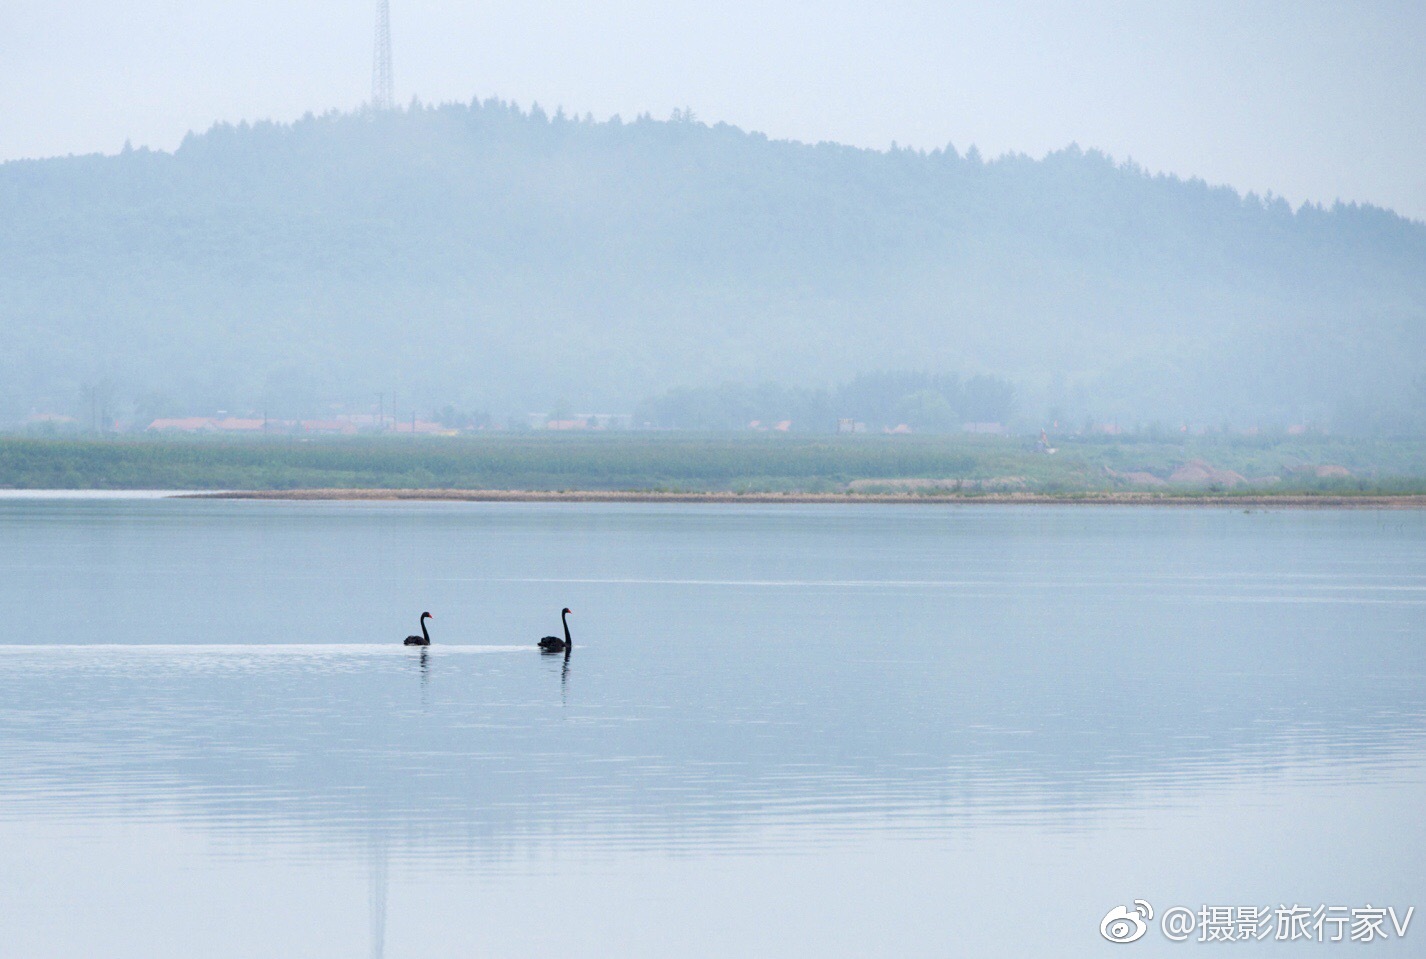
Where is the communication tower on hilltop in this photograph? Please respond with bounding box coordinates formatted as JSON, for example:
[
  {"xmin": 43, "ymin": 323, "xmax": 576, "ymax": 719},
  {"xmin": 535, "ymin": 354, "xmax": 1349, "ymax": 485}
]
[{"xmin": 372, "ymin": 0, "xmax": 395, "ymax": 110}]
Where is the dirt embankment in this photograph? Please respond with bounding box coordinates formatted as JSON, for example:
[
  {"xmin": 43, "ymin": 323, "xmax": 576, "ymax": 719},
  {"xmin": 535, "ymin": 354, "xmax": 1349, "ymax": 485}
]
[{"xmin": 189, "ymin": 489, "xmax": 1426, "ymax": 508}]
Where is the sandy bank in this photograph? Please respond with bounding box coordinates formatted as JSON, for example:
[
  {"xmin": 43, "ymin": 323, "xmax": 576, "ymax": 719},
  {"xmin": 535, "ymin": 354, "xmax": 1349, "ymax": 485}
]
[{"xmin": 185, "ymin": 489, "xmax": 1426, "ymax": 508}]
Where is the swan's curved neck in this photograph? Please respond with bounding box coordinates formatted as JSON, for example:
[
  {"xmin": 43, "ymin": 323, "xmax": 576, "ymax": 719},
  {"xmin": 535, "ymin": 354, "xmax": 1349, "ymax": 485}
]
[
  {"xmin": 421, "ymin": 616, "xmax": 430, "ymax": 643},
  {"xmin": 562, "ymin": 611, "xmax": 571, "ymax": 646}
]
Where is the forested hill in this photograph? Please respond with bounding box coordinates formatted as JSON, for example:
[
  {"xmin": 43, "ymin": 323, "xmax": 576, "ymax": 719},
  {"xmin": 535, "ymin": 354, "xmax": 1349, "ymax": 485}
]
[{"xmin": 2, "ymin": 100, "xmax": 1423, "ymax": 429}]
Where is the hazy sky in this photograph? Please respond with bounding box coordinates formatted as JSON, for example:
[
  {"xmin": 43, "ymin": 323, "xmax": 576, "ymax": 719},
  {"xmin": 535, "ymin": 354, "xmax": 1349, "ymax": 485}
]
[{"xmin": 3, "ymin": 0, "xmax": 1424, "ymax": 219}]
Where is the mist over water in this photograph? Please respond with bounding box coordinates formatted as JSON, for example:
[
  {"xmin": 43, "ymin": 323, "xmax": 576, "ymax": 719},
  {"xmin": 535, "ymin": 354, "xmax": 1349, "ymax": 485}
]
[
  {"xmin": 0, "ymin": 499, "xmax": 1421, "ymax": 956},
  {"xmin": 5, "ymin": 4, "xmax": 1425, "ymax": 954}
]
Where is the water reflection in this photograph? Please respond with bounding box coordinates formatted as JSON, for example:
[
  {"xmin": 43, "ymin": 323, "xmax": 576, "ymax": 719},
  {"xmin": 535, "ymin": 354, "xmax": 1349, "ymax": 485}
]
[
  {"xmin": 0, "ymin": 502, "xmax": 1422, "ymax": 871},
  {"xmin": 0, "ymin": 638, "xmax": 1419, "ymax": 864},
  {"xmin": 368, "ymin": 837, "xmax": 387, "ymax": 959}
]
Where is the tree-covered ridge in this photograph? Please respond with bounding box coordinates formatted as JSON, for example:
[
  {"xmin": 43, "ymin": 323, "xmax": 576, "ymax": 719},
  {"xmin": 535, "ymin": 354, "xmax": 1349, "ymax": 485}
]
[{"xmin": 2, "ymin": 99, "xmax": 1422, "ymax": 430}]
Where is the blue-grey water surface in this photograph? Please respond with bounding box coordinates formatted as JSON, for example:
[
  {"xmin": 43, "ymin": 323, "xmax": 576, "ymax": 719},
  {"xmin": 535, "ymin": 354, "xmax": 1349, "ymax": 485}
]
[{"xmin": 0, "ymin": 498, "xmax": 1422, "ymax": 957}]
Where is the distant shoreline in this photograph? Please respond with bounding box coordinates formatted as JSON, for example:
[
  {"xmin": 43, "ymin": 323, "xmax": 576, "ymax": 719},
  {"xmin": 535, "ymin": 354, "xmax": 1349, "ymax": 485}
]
[
  {"xmin": 6, "ymin": 437, "xmax": 1424, "ymax": 502},
  {"xmin": 187, "ymin": 489, "xmax": 1426, "ymax": 508}
]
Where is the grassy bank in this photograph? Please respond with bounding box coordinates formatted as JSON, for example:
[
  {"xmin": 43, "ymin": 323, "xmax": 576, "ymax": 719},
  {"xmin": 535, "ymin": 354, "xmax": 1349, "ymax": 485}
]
[{"xmin": 3, "ymin": 434, "xmax": 1426, "ymax": 496}]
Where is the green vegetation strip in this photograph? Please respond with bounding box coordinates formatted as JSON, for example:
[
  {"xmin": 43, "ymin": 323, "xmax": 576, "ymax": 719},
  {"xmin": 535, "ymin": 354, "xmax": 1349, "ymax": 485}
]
[{"xmin": 2, "ymin": 435, "xmax": 1425, "ymax": 497}]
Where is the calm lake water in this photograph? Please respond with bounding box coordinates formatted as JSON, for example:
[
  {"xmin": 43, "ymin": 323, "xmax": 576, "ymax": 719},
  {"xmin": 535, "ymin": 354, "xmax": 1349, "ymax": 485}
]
[{"xmin": 0, "ymin": 498, "xmax": 1422, "ymax": 957}]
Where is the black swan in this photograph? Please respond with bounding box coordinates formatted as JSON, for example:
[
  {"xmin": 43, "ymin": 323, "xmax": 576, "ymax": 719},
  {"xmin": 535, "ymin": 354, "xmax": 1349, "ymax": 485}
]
[
  {"xmin": 538, "ymin": 608, "xmax": 572, "ymax": 654},
  {"xmin": 404, "ymin": 612, "xmax": 433, "ymax": 646}
]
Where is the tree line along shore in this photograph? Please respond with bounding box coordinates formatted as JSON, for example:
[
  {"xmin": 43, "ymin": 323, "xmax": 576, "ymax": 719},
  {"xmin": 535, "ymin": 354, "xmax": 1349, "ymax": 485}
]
[{"xmin": 2, "ymin": 435, "xmax": 1425, "ymax": 500}]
